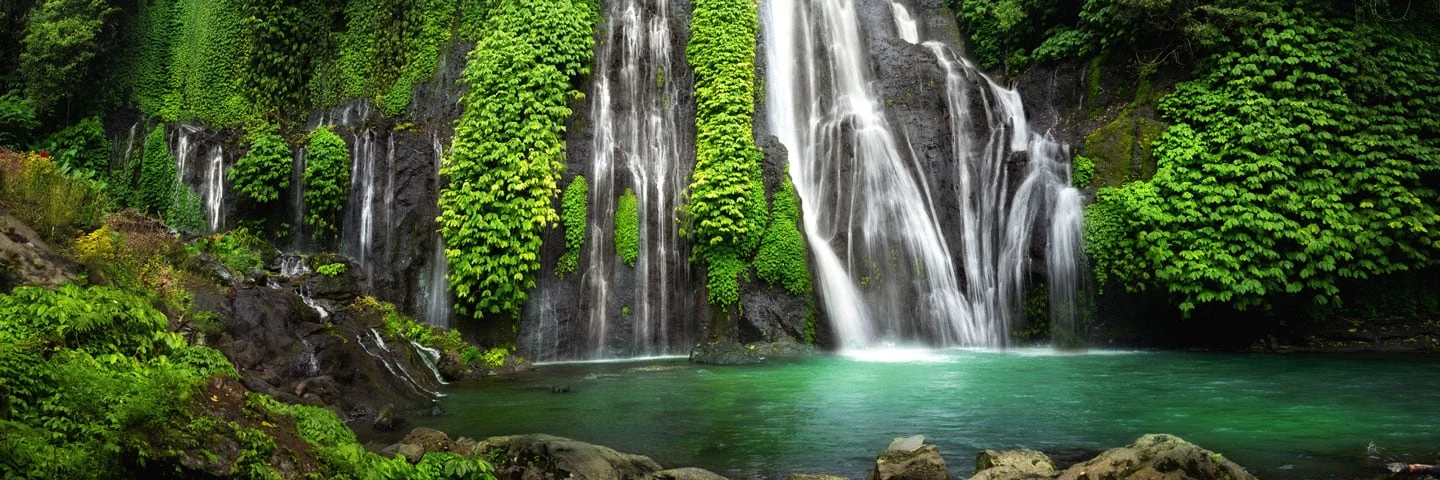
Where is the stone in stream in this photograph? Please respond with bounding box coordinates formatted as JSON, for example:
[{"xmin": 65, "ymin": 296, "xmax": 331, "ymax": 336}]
[
  {"xmin": 870, "ymin": 436, "xmax": 950, "ymax": 480},
  {"xmin": 786, "ymin": 475, "xmax": 850, "ymax": 480},
  {"xmin": 652, "ymin": 467, "xmax": 731, "ymax": 480},
  {"xmin": 970, "ymin": 449, "xmax": 1056, "ymax": 480},
  {"xmin": 476, "ymin": 433, "xmax": 663, "ymax": 480},
  {"xmin": 1054, "ymin": 434, "xmax": 1257, "ymax": 480}
]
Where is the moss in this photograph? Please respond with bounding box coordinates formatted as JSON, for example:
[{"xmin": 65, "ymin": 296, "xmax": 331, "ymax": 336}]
[
  {"xmin": 1082, "ymin": 110, "xmax": 1166, "ymax": 189},
  {"xmin": 615, "ymin": 188, "xmax": 639, "ymax": 267}
]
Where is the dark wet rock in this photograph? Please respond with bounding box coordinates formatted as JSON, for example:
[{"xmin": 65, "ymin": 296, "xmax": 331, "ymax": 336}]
[
  {"xmin": 972, "ymin": 449, "xmax": 1056, "ymax": 480},
  {"xmin": 373, "ymin": 403, "xmax": 404, "ymax": 432},
  {"xmin": 787, "ymin": 475, "xmax": 851, "ymax": 480},
  {"xmin": 1055, "ymin": 434, "xmax": 1256, "ymax": 480},
  {"xmin": 306, "ymin": 255, "xmax": 364, "ymax": 302},
  {"xmin": 653, "ymin": 467, "xmax": 730, "ymax": 480},
  {"xmin": 437, "ymin": 350, "xmax": 472, "ymax": 381},
  {"xmin": 748, "ymin": 340, "xmax": 815, "ymax": 359},
  {"xmin": 870, "ymin": 440, "xmax": 951, "ymax": 480},
  {"xmin": 689, "ymin": 341, "xmax": 764, "ymax": 365},
  {"xmin": 477, "ymin": 433, "xmax": 663, "ymax": 480},
  {"xmin": 739, "ymin": 284, "xmax": 812, "ymax": 344}
]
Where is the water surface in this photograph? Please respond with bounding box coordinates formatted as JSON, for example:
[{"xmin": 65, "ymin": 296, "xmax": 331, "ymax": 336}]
[{"xmin": 418, "ymin": 350, "xmax": 1440, "ymax": 479}]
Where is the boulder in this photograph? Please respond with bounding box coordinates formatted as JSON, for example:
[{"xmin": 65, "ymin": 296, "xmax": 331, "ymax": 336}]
[
  {"xmin": 437, "ymin": 350, "xmax": 472, "ymax": 381},
  {"xmin": 478, "ymin": 434, "xmax": 663, "ymax": 480},
  {"xmin": 1055, "ymin": 434, "xmax": 1256, "ymax": 480},
  {"xmin": 652, "ymin": 467, "xmax": 730, "ymax": 480},
  {"xmin": 396, "ymin": 443, "xmax": 425, "ymax": 464},
  {"xmin": 974, "ymin": 449, "xmax": 1056, "ymax": 476},
  {"xmin": 401, "ymin": 427, "xmax": 456, "ymax": 454},
  {"xmin": 870, "ymin": 440, "xmax": 950, "ymax": 480},
  {"xmin": 690, "ymin": 341, "xmax": 764, "ymax": 365},
  {"xmin": 786, "ymin": 475, "xmax": 850, "ymax": 480}
]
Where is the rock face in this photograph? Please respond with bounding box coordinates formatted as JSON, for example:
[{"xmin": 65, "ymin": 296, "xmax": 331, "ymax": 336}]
[
  {"xmin": 476, "ymin": 434, "xmax": 664, "ymax": 480},
  {"xmin": 870, "ymin": 437, "xmax": 951, "ymax": 480},
  {"xmin": 0, "ymin": 211, "xmax": 76, "ymax": 292},
  {"xmin": 1055, "ymin": 435, "xmax": 1256, "ymax": 480}
]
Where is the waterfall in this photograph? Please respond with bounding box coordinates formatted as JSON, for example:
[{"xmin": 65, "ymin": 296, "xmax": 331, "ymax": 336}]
[
  {"xmin": 202, "ymin": 145, "xmax": 225, "ymax": 232},
  {"xmin": 174, "ymin": 124, "xmax": 200, "ymax": 180},
  {"xmin": 763, "ymin": 0, "xmax": 970, "ymax": 348},
  {"xmin": 1048, "ymin": 187, "xmax": 1085, "ymax": 345},
  {"xmin": 290, "ymin": 147, "xmax": 307, "ymax": 250},
  {"xmin": 890, "ymin": 2, "xmax": 919, "ymax": 44},
  {"xmin": 424, "ymin": 134, "xmax": 454, "ymax": 328},
  {"xmin": 343, "ymin": 127, "xmax": 393, "ymax": 288},
  {"xmin": 580, "ymin": 0, "xmax": 691, "ymax": 358},
  {"xmin": 762, "ymin": 0, "xmax": 1083, "ymax": 348}
]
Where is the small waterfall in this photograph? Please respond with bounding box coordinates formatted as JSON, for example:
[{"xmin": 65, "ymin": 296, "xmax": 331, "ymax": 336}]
[
  {"xmin": 279, "ymin": 255, "xmax": 310, "ymax": 277},
  {"xmin": 763, "ymin": 0, "xmax": 970, "ymax": 348},
  {"xmin": 407, "ymin": 340, "xmax": 451, "ymax": 385},
  {"xmin": 424, "ymin": 134, "xmax": 454, "ymax": 328},
  {"xmin": 290, "ymin": 147, "xmax": 307, "ymax": 249},
  {"xmin": 580, "ymin": 0, "xmax": 691, "ymax": 359},
  {"xmin": 356, "ymin": 330, "xmax": 439, "ymax": 397},
  {"xmin": 202, "ymin": 145, "xmax": 225, "ymax": 232},
  {"xmin": 174, "ymin": 125, "xmax": 200, "ymax": 180},
  {"xmin": 343, "ymin": 127, "xmax": 393, "ymax": 288},
  {"xmin": 1048, "ymin": 187, "xmax": 1085, "ymax": 345},
  {"xmin": 890, "ymin": 2, "xmax": 919, "ymax": 44}
]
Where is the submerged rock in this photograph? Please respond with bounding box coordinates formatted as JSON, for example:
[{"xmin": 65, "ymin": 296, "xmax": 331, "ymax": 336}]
[
  {"xmin": 1054, "ymin": 434, "xmax": 1256, "ymax": 480},
  {"xmin": 653, "ymin": 467, "xmax": 731, "ymax": 480},
  {"xmin": 870, "ymin": 438, "xmax": 950, "ymax": 480},
  {"xmin": 476, "ymin": 434, "xmax": 663, "ymax": 480},
  {"xmin": 689, "ymin": 341, "xmax": 764, "ymax": 365},
  {"xmin": 786, "ymin": 475, "xmax": 850, "ymax": 480}
]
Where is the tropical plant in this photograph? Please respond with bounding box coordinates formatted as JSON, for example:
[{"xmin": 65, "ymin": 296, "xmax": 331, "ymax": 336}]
[
  {"xmin": 614, "ymin": 188, "xmax": 639, "ymax": 268},
  {"xmin": 754, "ymin": 173, "xmax": 812, "ymax": 295},
  {"xmin": 231, "ymin": 128, "xmax": 292, "ymax": 203},
  {"xmin": 303, "ymin": 126, "xmax": 350, "ymax": 239},
  {"xmin": 557, "ymin": 176, "xmax": 588, "ymax": 277}
]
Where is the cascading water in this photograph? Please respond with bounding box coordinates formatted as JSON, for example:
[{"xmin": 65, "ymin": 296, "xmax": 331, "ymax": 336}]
[
  {"xmin": 578, "ymin": 0, "xmax": 691, "ymax": 358},
  {"xmin": 763, "ymin": 0, "xmax": 971, "ymax": 348},
  {"xmin": 889, "ymin": 2, "xmax": 919, "ymax": 44},
  {"xmin": 202, "ymin": 145, "xmax": 225, "ymax": 232},
  {"xmin": 290, "ymin": 147, "xmax": 307, "ymax": 250},
  {"xmin": 762, "ymin": 0, "xmax": 1083, "ymax": 348},
  {"xmin": 423, "ymin": 134, "xmax": 454, "ymax": 328}
]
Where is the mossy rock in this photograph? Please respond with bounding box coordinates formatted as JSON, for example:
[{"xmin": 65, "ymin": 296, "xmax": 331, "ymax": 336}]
[{"xmin": 1082, "ymin": 110, "xmax": 1165, "ymax": 189}]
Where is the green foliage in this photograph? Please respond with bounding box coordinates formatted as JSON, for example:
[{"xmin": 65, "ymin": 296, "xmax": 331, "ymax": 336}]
[
  {"xmin": 230, "ymin": 129, "xmax": 293, "ymax": 204},
  {"xmin": 34, "ymin": 116, "xmax": 109, "ymax": 176},
  {"xmin": 557, "ymin": 176, "xmax": 588, "ymax": 277},
  {"xmin": 0, "ymin": 150, "xmax": 108, "ymax": 245},
  {"xmin": 161, "ymin": 0, "xmax": 251, "ymax": 126},
  {"xmin": 317, "ymin": 262, "xmax": 347, "ymax": 277},
  {"xmin": 686, "ymin": 0, "xmax": 768, "ymax": 306},
  {"xmin": 18, "ymin": 0, "xmax": 118, "ymax": 114},
  {"xmin": 137, "ymin": 126, "xmax": 176, "ymax": 216},
  {"xmin": 167, "ymin": 184, "xmax": 205, "ymax": 233},
  {"xmin": 615, "ymin": 188, "xmax": 639, "ymax": 268},
  {"xmin": 187, "ymin": 228, "xmax": 266, "ymax": 274},
  {"xmin": 438, "ymin": 0, "xmax": 596, "ymax": 320},
  {"xmin": 0, "ymin": 285, "xmax": 240, "ymax": 479},
  {"xmin": 1086, "ymin": 6, "xmax": 1440, "ymax": 314},
  {"xmin": 1072, "ymin": 155, "xmax": 1095, "ymax": 189},
  {"xmin": 754, "ymin": 174, "xmax": 812, "ymax": 295},
  {"xmin": 303, "ymin": 126, "xmax": 351, "ymax": 239},
  {"xmin": 0, "ymin": 93, "xmax": 39, "ymax": 149}
]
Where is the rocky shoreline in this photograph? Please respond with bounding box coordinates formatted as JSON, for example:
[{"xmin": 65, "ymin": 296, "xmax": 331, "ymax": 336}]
[{"xmin": 371, "ymin": 428, "xmax": 1267, "ymax": 480}]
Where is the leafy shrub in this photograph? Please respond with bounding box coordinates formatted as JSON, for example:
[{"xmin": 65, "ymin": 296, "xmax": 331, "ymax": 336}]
[
  {"xmin": 1071, "ymin": 155, "xmax": 1094, "ymax": 189},
  {"xmin": 0, "ymin": 93, "xmax": 38, "ymax": 149},
  {"xmin": 188, "ymin": 228, "xmax": 267, "ymax": 275},
  {"xmin": 557, "ymin": 176, "xmax": 588, "ymax": 277},
  {"xmin": 1086, "ymin": 6, "xmax": 1440, "ymax": 313},
  {"xmin": 615, "ymin": 188, "xmax": 639, "ymax": 268},
  {"xmin": 438, "ymin": 0, "xmax": 596, "ymax": 320},
  {"xmin": 316, "ymin": 262, "xmax": 346, "ymax": 277},
  {"xmin": 34, "ymin": 116, "xmax": 109, "ymax": 176},
  {"xmin": 231, "ymin": 128, "xmax": 292, "ymax": 204},
  {"xmin": 754, "ymin": 174, "xmax": 812, "ymax": 295},
  {"xmin": 303, "ymin": 126, "xmax": 350, "ymax": 240},
  {"xmin": 0, "ymin": 149, "xmax": 108, "ymax": 245},
  {"xmin": 686, "ymin": 0, "xmax": 768, "ymax": 306}
]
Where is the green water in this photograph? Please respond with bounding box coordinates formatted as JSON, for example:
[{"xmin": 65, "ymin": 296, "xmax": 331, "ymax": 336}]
[{"xmin": 417, "ymin": 349, "xmax": 1440, "ymax": 479}]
